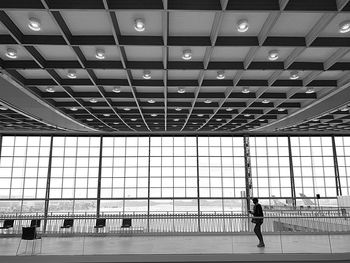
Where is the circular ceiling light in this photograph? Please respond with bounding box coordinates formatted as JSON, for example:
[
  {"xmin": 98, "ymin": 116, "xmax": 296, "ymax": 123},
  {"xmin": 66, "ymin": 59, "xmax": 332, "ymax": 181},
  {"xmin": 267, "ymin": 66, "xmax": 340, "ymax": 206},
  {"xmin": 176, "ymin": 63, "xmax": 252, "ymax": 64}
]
[
  {"xmin": 242, "ymin": 87, "xmax": 250, "ymax": 94},
  {"xmin": 262, "ymin": 99, "xmax": 270, "ymax": 104},
  {"xmin": 67, "ymin": 69, "xmax": 77, "ymax": 79},
  {"xmin": 259, "ymin": 119, "xmax": 265, "ymax": 122},
  {"xmin": 0, "ymin": 106, "xmax": 8, "ymax": 111},
  {"xmin": 277, "ymin": 108, "xmax": 285, "ymax": 112},
  {"xmin": 174, "ymin": 118, "xmax": 179, "ymax": 121},
  {"xmin": 175, "ymin": 107, "xmax": 182, "ymax": 111},
  {"xmin": 204, "ymin": 99, "xmax": 212, "ymax": 104},
  {"xmin": 143, "ymin": 70, "xmax": 151, "ymax": 79},
  {"xmin": 153, "ymin": 122, "xmax": 159, "ymax": 125},
  {"xmin": 236, "ymin": 19, "xmax": 249, "ymax": 32},
  {"xmin": 89, "ymin": 98, "xmax": 98, "ymax": 103},
  {"xmin": 86, "ymin": 118, "xmax": 93, "ymax": 121},
  {"xmin": 131, "ymin": 118, "xmax": 137, "ymax": 121},
  {"xmin": 103, "ymin": 113, "xmax": 110, "ymax": 117},
  {"xmin": 192, "ymin": 122, "xmax": 197, "ymax": 125},
  {"xmin": 339, "ymin": 20, "xmax": 350, "ymax": 33},
  {"xmin": 151, "ymin": 113, "xmax": 158, "ymax": 117},
  {"xmin": 216, "ymin": 70, "xmax": 225, "ymax": 80},
  {"xmin": 182, "ymin": 49, "xmax": 192, "ymax": 60},
  {"xmin": 95, "ymin": 48, "xmax": 105, "ymax": 59},
  {"xmin": 136, "ymin": 125, "xmax": 141, "ymax": 127},
  {"xmin": 197, "ymin": 114, "xmax": 204, "ymax": 117},
  {"xmin": 46, "ymin": 87, "xmax": 55, "ymax": 93},
  {"xmin": 305, "ymin": 87, "xmax": 315, "ymax": 94},
  {"xmin": 134, "ymin": 18, "xmax": 145, "ymax": 32},
  {"xmin": 177, "ymin": 88, "xmax": 186, "ymax": 94},
  {"xmin": 244, "ymin": 114, "xmax": 251, "ymax": 117},
  {"xmin": 226, "ymin": 107, "xmax": 233, "ymax": 111},
  {"xmin": 172, "ymin": 125, "xmax": 177, "ymax": 127},
  {"xmin": 70, "ymin": 107, "xmax": 78, "ymax": 111},
  {"xmin": 289, "ymin": 71, "xmax": 299, "ymax": 80},
  {"xmin": 216, "ymin": 118, "xmax": 222, "ymax": 121},
  {"xmin": 124, "ymin": 107, "xmax": 131, "ymax": 111},
  {"xmin": 6, "ymin": 48, "xmax": 17, "ymax": 59},
  {"xmin": 112, "ymin": 87, "xmax": 121, "ymax": 93},
  {"xmin": 113, "ymin": 122, "xmax": 119, "ymax": 125},
  {"xmin": 148, "ymin": 99, "xmax": 155, "ymax": 104},
  {"xmin": 268, "ymin": 50, "xmax": 279, "ymax": 61},
  {"xmin": 28, "ymin": 17, "xmax": 41, "ymax": 31}
]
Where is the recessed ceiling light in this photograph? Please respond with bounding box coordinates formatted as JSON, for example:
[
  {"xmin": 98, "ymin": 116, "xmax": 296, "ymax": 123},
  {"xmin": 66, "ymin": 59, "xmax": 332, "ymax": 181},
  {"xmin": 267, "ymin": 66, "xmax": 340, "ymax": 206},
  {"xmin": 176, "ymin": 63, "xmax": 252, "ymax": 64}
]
[
  {"xmin": 242, "ymin": 87, "xmax": 250, "ymax": 94},
  {"xmin": 306, "ymin": 87, "xmax": 315, "ymax": 94},
  {"xmin": 131, "ymin": 118, "xmax": 137, "ymax": 121},
  {"xmin": 103, "ymin": 113, "xmax": 110, "ymax": 117},
  {"xmin": 172, "ymin": 125, "xmax": 177, "ymax": 127},
  {"xmin": 237, "ymin": 19, "xmax": 249, "ymax": 32},
  {"xmin": 174, "ymin": 118, "xmax": 179, "ymax": 121},
  {"xmin": 89, "ymin": 98, "xmax": 98, "ymax": 103},
  {"xmin": 192, "ymin": 122, "xmax": 197, "ymax": 125},
  {"xmin": 277, "ymin": 108, "xmax": 285, "ymax": 112},
  {"xmin": 67, "ymin": 69, "xmax": 77, "ymax": 79},
  {"xmin": 216, "ymin": 118, "xmax": 222, "ymax": 121},
  {"xmin": 151, "ymin": 114, "xmax": 158, "ymax": 117},
  {"xmin": 216, "ymin": 70, "xmax": 225, "ymax": 80},
  {"xmin": 124, "ymin": 107, "xmax": 130, "ymax": 111},
  {"xmin": 28, "ymin": 17, "xmax": 41, "ymax": 31},
  {"xmin": 262, "ymin": 99, "xmax": 270, "ymax": 104},
  {"xmin": 177, "ymin": 88, "xmax": 186, "ymax": 94},
  {"xmin": 175, "ymin": 107, "xmax": 182, "ymax": 111},
  {"xmin": 259, "ymin": 119, "xmax": 265, "ymax": 122},
  {"xmin": 0, "ymin": 106, "xmax": 8, "ymax": 111},
  {"xmin": 204, "ymin": 99, "xmax": 212, "ymax": 104},
  {"xmin": 268, "ymin": 50, "xmax": 279, "ymax": 61},
  {"xmin": 136, "ymin": 125, "xmax": 141, "ymax": 127},
  {"xmin": 6, "ymin": 48, "xmax": 17, "ymax": 59},
  {"xmin": 244, "ymin": 114, "xmax": 251, "ymax": 117},
  {"xmin": 153, "ymin": 122, "xmax": 159, "ymax": 125},
  {"xmin": 134, "ymin": 18, "xmax": 145, "ymax": 32},
  {"xmin": 113, "ymin": 122, "xmax": 119, "ymax": 125},
  {"xmin": 339, "ymin": 20, "xmax": 350, "ymax": 33},
  {"xmin": 289, "ymin": 71, "xmax": 299, "ymax": 80},
  {"xmin": 46, "ymin": 87, "xmax": 55, "ymax": 93},
  {"xmin": 226, "ymin": 107, "xmax": 233, "ymax": 111},
  {"xmin": 143, "ymin": 70, "xmax": 151, "ymax": 79},
  {"xmin": 148, "ymin": 99, "xmax": 155, "ymax": 104},
  {"xmin": 197, "ymin": 114, "xmax": 204, "ymax": 117},
  {"xmin": 112, "ymin": 87, "xmax": 121, "ymax": 93},
  {"xmin": 95, "ymin": 48, "xmax": 105, "ymax": 59},
  {"xmin": 87, "ymin": 118, "xmax": 93, "ymax": 121},
  {"xmin": 98, "ymin": 125, "xmax": 104, "ymax": 128},
  {"xmin": 182, "ymin": 49, "xmax": 192, "ymax": 60},
  {"xmin": 70, "ymin": 107, "xmax": 78, "ymax": 111}
]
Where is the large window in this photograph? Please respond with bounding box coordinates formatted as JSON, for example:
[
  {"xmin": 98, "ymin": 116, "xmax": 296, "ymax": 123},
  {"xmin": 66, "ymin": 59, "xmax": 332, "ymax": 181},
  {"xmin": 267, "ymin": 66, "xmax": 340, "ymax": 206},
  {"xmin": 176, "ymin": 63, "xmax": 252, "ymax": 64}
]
[
  {"xmin": 48, "ymin": 137, "xmax": 100, "ymax": 213},
  {"xmin": 0, "ymin": 136, "xmax": 50, "ymax": 213},
  {"xmin": 290, "ymin": 137, "xmax": 336, "ymax": 200},
  {"xmin": 335, "ymin": 136, "xmax": 350, "ymax": 196},
  {"xmin": 250, "ymin": 137, "xmax": 291, "ymax": 199},
  {"xmin": 0, "ymin": 135, "xmax": 349, "ymax": 215}
]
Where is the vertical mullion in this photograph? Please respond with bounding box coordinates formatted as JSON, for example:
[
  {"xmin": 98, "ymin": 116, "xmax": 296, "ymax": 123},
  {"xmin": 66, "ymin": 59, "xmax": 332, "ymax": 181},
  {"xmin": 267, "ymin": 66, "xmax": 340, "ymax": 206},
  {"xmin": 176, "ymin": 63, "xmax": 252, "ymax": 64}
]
[
  {"xmin": 96, "ymin": 136, "xmax": 103, "ymax": 218},
  {"xmin": 43, "ymin": 135, "xmax": 53, "ymax": 233},
  {"xmin": 243, "ymin": 136, "xmax": 252, "ymax": 212},
  {"xmin": 147, "ymin": 136, "xmax": 151, "ymax": 232},
  {"xmin": 196, "ymin": 136, "xmax": 201, "ymax": 232},
  {"xmin": 287, "ymin": 136, "xmax": 297, "ymax": 208},
  {"xmin": 332, "ymin": 136, "xmax": 342, "ymax": 196}
]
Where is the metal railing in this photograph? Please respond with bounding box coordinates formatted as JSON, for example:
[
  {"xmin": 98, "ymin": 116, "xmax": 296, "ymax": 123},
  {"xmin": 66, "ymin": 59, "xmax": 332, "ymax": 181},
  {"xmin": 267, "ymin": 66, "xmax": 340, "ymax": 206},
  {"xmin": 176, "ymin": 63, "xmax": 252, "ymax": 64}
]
[{"xmin": 0, "ymin": 212, "xmax": 349, "ymax": 236}]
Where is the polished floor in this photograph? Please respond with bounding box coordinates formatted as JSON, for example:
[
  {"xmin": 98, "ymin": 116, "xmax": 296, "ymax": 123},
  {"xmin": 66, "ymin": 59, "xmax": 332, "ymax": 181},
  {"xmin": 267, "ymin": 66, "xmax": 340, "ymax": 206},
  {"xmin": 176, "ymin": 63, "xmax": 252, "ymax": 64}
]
[{"xmin": 0, "ymin": 233, "xmax": 349, "ymax": 256}]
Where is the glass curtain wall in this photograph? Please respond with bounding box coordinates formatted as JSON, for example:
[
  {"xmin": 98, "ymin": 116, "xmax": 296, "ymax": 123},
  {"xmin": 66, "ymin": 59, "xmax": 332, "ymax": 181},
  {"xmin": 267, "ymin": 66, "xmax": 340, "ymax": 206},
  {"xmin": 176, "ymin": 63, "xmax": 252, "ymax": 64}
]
[{"xmin": 0, "ymin": 135, "xmax": 348, "ymax": 216}]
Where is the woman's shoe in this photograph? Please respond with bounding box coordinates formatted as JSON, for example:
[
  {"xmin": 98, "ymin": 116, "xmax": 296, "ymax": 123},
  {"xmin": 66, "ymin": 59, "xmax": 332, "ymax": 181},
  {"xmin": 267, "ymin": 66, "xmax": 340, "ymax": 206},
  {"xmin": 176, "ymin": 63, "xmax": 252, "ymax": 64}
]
[{"xmin": 257, "ymin": 243, "xmax": 265, "ymax": 247}]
